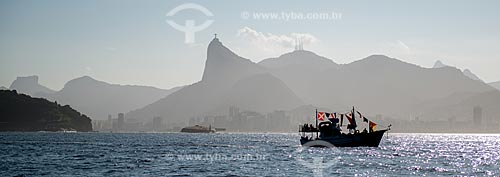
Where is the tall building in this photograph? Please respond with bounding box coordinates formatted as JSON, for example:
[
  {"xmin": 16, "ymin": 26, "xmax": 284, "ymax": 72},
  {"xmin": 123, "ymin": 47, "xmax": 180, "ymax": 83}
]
[
  {"xmin": 229, "ymin": 106, "xmax": 240, "ymax": 119},
  {"xmin": 473, "ymin": 106, "xmax": 482, "ymax": 126},
  {"xmin": 114, "ymin": 113, "xmax": 125, "ymax": 131},
  {"xmin": 267, "ymin": 110, "xmax": 289, "ymax": 132},
  {"xmin": 153, "ymin": 116, "xmax": 163, "ymax": 131}
]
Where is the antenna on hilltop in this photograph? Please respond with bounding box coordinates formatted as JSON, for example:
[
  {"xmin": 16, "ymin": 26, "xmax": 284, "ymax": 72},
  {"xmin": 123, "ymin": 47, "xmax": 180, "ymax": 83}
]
[
  {"xmin": 214, "ymin": 33, "xmax": 218, "ymax": 39},
  {"xmin": 295, "ymin": 37, "xmax": 304, "ymax": 51},
  {"xmin": 300, "ymin": 38, "xmax": 303, "ymax": 50}
]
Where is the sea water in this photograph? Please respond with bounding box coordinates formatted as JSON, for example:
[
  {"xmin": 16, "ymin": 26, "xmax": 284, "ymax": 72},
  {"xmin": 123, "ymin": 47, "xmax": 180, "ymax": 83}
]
[{"xmin": 1, "ymin": 132, "xmax": 499, "ymax": 176}]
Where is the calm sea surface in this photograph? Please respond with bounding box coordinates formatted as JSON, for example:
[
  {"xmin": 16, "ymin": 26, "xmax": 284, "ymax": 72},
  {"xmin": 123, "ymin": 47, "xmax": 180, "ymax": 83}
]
[{"xmin": 1, "ymin": 132, "xmax": 499, "ymax": 176}]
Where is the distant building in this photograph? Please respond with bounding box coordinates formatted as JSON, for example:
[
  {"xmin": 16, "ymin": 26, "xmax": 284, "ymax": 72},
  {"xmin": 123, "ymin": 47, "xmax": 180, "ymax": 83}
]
[
  {"xmin": 112, "ymin": 113, "xmax": 125, "ymax": 131},
  {"xmin": 213, "ymin": 115, "xmax": 227, "ymax": 128},
  {"xmin": 106, "ymin": 115, "xmax": 112, "ymax": 129},
  {"xmin": 118, "ymin": 113, "xmax": 125, "ymax": 128},
  {"xmin": 229, "ymin": 106, "xmax": 240, "ymax": 119},
  {"xmin": 473, "ymin": 106, "xmax": 482, "ymax": 126},
  {"xmin": 267, "ymin": 110, "xmax": 289, "ymax": 132},
  {"xmin": 153, "ymin": 116, "xmax": 163, "ymax": 131}
]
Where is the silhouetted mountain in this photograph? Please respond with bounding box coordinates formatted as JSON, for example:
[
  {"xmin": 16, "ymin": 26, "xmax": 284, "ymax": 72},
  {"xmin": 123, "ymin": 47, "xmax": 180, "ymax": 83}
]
[
  {"xmin": 202, "ymin": 38, "xmax": 267, "ymax": 85},
  {"xmin": 462, "ymin": 69, "xmax": 482, "ymax": 81},
  {"xmin": 489, "ymin": 81, "xmax": 500, "ymax": 91},
  {"xmin": 258, "ymin": 50, "xmax": 339, "ymax": 104},
  {"xmin": 129, "ymin": 38, "xmax": 499, "ymax": 125},
  {"xmin": 416, "ymin": 90, "xmax": 500, "ymax": 122},
  {"xmin": 224, "ymin": 73, "xmax": 302, "ymax": 113},
  {"xmin": 9, "ymin": 75, "xmax": 55, "ymax": 96},
  {"xmin": 262, "ymin": 54, "xmax": 496, "ymax": 120},
  {"xmin": 432, "ymin": 60, "xmax": 448, "ymax": 68},
  {"xmin": 0, "ymin": 90, "xmax": 92, "ymax": 132},
  {"xmin": 432, "ymin": 60, "xmax": 482, "ymax": 81},
  {"xmin": 127, "ymin": 38, "xmax": 304, "ymax": 123},
  {"xmin": 259, "ymin": 50, "xmax": 338, "ymax": 70},
  {"xmin": 40, "ymin": 76, "xmax": 182, "ymax": 120}
]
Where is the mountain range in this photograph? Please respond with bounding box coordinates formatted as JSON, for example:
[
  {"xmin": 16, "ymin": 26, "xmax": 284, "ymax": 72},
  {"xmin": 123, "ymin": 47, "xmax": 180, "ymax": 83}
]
[
  {"xmin": 127, "ymin": 38, "xmax": 303, "ymax": 122},
  {"xmin": 7, "ymin": 37, "xmax": 500, "ymax": 126},
  {"xmin": 432, "ymin": 60, "xmax": 483, "ymax": 81},
  {"xmin": 262, "ymin": 54, "xmax": 495, "ymax": 119},
  {"xmin": 9, "ymin": 76, "xmax": 55, "ymax": 96},
  {"xmin": 8, "ymin": 75, "xmax": 182, "ymax": 120},
  {"xmin": 127, "ymin": 38, "xmax": 500, "ymax": 124}
]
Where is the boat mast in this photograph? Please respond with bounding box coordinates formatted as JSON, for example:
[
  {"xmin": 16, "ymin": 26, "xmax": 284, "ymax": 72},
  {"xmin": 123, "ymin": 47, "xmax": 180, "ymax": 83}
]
[
  {"xmin": 352, "ymin": 106, "xmax": 357, "ymax": 130},
  {"xmin": 315, "ymin": 109, "xmax": 318, "ymax": 128},
  {"xmin": 315, "ymin": 109, "xmax": 318, "ymax": 138}
]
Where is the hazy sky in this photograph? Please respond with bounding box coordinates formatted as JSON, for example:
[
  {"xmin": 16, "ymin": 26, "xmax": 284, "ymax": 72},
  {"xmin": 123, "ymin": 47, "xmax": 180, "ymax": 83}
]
[{"xmin": 1, "ymin": 0, "xmax": 499, "ymax": 90}]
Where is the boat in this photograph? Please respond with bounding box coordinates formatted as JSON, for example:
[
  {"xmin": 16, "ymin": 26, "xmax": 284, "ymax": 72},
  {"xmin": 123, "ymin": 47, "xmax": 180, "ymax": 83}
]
[
  {"xmin": 59, "ymin": 128, "xmax": 77, "ymax": 133},
  {"xmin": 299, "ymin": 107, "xmax": 390, "ymax": 147},
  {"xmin": 214, "ymin": 128, "xmax": 226, "ymax": 132},
  {"xmin": 180, "ymin": 125, "xmax": 215, "ymax": 133}
]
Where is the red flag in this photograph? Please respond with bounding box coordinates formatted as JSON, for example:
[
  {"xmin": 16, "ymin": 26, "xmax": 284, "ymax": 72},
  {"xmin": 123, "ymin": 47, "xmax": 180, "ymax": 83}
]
[
  {"xmin": 345, "ymin": 113, "xmax": 355, "ymax": 125},
  {"xmin": 369, "ymin": 121, "xmax": 377, "ymax": 132},
  {"xmin": 317, "ymin": 112, "xmax": 325, "ymax": 121}
]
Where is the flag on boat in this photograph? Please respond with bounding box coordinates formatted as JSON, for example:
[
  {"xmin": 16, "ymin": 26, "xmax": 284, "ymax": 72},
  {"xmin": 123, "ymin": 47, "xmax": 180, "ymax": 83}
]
[
  {"xmin": 340, "ymin": 114, "xmax": 344, "ymax": 126},
  {"xmin": 363, "ymin": 117, "xmax": 369, "ymax": 123},
  {"xmin": 326, "ymin": 112, "xmax": 336, "ymax": 118},
  {"xmin": 369, "ymin": 121, "xmax": 377, "ymax": 132},
  {"xmin": 318, "ymin": 111, "xmax": 339, "ymax": 122},
  {"xmin": 317, "ymin": 112, "xmax": 325, "ymax": 121},
  {"xmin": 357, "ymin": 111, "xmax": 363, "ymax": 120},
  {"xmin": 345, "ymin": 113, "xmax": 356, "ymax": 126},
  {"xmin": 328, "ymin": 114, "xmax": 339, "ymax": 124}
]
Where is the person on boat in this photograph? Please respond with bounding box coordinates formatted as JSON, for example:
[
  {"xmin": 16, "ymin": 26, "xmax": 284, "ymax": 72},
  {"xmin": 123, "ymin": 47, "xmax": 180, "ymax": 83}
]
[{"xmin": 362, "ymin": 128, "xmax": 368, "ymax": 134}]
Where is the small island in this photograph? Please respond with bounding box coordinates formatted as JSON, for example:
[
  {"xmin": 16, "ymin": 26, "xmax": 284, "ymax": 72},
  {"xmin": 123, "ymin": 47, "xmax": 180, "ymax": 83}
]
[
  {"xmin": 180, "ymin": 125, "xmax": 215, "ymax": 133},
  {"xmin": 0, "ymin": 90, "xmax": 92, "ymax": 132}
]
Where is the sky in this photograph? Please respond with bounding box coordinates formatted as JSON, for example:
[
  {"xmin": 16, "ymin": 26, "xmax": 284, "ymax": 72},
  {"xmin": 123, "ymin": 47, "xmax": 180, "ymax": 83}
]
[{"xmin": 1, "ymin": 0, "xmax": 499, "ymax": 90}]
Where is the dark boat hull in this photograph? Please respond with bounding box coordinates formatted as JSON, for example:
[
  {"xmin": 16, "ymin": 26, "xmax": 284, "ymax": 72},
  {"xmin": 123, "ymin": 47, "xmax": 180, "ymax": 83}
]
[
  {"xmin": 300, "ymin": 129, "xmax": 388, "ymax": 147},
  {"xmin": 180, "ymin": 125, "xmax": 215, "ymax": 133}
]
